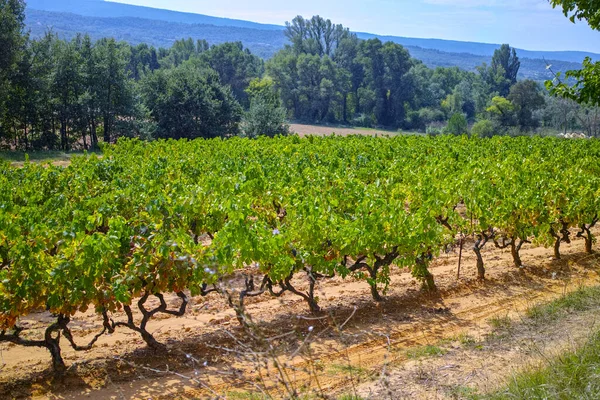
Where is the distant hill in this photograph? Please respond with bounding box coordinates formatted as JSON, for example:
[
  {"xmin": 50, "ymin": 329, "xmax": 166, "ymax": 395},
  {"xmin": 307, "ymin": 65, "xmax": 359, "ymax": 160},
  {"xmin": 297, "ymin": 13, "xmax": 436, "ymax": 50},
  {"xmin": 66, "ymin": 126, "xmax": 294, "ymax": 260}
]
[
  {"xmin": 24, "ymin": 1, "xmax": 592, "ymax": 80},
  {"xmin": 26, "ymin": 9, "xmax": 287, "ymax": 58},
  {"xmin": 356, "ymin": 33, "xmax": 599, "ymax": 64},
  {"xmin": 26, "ymin": 0, "xmax": 282, "ymax": 30}
]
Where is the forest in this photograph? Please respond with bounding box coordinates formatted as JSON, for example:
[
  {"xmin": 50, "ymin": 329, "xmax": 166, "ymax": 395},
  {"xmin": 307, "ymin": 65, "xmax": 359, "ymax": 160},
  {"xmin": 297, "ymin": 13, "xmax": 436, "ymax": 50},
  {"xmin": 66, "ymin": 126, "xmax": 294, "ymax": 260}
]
[{"xmin": 1, "ymin": 2, "xmax": 600, "ymax": 151}]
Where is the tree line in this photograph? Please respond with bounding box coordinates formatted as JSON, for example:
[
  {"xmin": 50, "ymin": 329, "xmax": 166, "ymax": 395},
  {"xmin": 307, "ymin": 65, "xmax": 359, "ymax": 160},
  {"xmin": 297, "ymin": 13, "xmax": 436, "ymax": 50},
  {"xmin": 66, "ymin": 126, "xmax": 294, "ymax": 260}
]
[{"xmin": 1, "ymin": 1, "xmax": 599, "ymax": 151}]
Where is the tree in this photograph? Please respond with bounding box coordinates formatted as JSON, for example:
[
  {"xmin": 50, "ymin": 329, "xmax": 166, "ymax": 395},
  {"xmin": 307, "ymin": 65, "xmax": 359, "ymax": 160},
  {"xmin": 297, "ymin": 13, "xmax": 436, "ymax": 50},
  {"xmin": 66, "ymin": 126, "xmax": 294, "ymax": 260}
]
[
  {"xmin": 576, "ymin": 103, "xmax": 600, "ymax": 137},
  {"xmin": 0, "ymin": 0, "xmax": 26, "ymax": 142},
  {"xmin": 95, "ymin": 38, "xmax": 133, "ymax": 144},
  {"xmin": 507, "ymin": 80, "xmax": 545, "ymax": 130},
  {"xmin": 142, "ymin": 61, "xmax": 242, "ymax": 139},
  {"xmin": 445, "ymin": 113, "xmax": 468, "ymax": 135},
  {"xmin": 265, "ymin": 49, "xmax": 302, "ymax": 117},
  {"xmin": 201, "ymin": 42, "xmax": 264, "ymax": 107},
  {"xmin": 0, "ymin": 0, "xmax": 25, "ymax": 73},
  {"xmin": 492, "ymin": 45, "xmax": 520, "ymax": 85},
  {"xmin": 243, "ymin": 97, "xmax": 290, "ymax": 138},
  {"xmin": 358, "ymin": 39, "xmax": 412, "ymax": 127},
  {"xmin": 541, "ymin": 96, "xmax": 579, "ymax": 134},
  {"xmin": 382, "ymin": 41, "xmax": 413, "ymax": 127},
  {"xmin": 486, "ymin": 96, "xmax": 516, "ymax": 129},
  {"xmin": 79, "ymin": 34, "xmax": 99, "ymax": 148},
  {"xmin": 471, "ymin": 119, "xmax": 495, "ymax": 138},
  {"xmin": 481, "ymin": 44, "xmax": 520, "ymax": 97},
  {"xmin": 547, "ymin": 1, "xmax": 600, "ymax": 104},
  {"xmin": 285, "ymin": 16, "xmax": 352, "ymax": 58},
  {"xmin": 550, "ymin": 0, "xmax": 600, "ymax": 28},
  {"xmin": 52, "ymin": 38, "xmax": 84, "ymax": 150}
]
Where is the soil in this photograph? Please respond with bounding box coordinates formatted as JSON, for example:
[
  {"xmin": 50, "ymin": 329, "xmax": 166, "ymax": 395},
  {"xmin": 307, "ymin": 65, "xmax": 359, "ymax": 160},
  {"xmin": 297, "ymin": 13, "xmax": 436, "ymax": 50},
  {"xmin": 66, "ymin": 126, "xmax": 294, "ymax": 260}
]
[
  {"xmin": 1, "ymin": 231, "xmax": 599, "ymax": 400},
  {"xmin": 290, "ymin": 124, "xmax": 401, "ymax": 137},
  {"xmin": 357, "ymin": 307, "xmax": 600, "ymax": 399}
]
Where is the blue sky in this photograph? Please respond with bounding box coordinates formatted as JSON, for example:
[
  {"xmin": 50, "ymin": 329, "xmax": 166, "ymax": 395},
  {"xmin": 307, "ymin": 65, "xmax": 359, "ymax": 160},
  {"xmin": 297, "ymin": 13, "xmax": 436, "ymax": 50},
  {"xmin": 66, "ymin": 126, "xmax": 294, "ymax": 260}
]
[{"xmin": 109, "ymin": 0, "xmax": 600, "ymax": 52}]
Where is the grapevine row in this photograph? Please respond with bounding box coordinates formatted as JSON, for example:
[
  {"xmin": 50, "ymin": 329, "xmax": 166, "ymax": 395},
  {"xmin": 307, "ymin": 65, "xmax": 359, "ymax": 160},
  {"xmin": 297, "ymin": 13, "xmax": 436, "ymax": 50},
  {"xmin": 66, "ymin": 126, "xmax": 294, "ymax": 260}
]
[{"xmin": 0, "ymin": 135, "xmax": 599, "ymax": 372}]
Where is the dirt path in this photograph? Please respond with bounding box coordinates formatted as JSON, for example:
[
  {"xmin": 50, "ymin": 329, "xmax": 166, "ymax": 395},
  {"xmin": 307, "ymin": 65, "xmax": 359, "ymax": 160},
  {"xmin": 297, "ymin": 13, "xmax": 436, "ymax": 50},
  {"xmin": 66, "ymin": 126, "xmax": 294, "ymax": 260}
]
[
  {"xmin": 357, "ymin": 299, "xmax": 600, "ymax": 399},
  {"xmin": 1, "ymin": 233, "xmax": 599, "ymax": 399}
]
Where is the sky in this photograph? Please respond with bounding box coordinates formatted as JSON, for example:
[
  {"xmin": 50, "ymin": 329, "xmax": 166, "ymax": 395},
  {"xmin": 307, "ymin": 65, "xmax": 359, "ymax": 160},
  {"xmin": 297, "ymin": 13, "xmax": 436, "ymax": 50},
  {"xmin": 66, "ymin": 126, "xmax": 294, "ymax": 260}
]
[{"xmin": 109, "ymin": 0, "xmax": 600, "ymax": 53}]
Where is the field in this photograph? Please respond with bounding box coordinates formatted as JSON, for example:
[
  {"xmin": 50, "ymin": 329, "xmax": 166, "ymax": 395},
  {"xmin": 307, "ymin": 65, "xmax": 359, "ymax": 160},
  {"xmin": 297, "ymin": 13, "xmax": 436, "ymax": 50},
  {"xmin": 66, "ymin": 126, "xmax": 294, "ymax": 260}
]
[
  {"xmin": 1, "ymin": 233, "xmax": 599, "ymax": 399},
  {"xmin": 1, "ymin": 135, "xmax": 599, "ymax": 399}
]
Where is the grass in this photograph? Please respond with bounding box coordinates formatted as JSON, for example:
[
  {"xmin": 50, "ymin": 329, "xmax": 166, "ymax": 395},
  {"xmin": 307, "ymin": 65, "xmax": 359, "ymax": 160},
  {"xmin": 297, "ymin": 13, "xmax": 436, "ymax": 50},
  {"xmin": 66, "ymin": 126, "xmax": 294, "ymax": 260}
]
[
  {"xmin": 480, "ymin": 330, "xmax": 600, "ymax": 400},
  {"xmin": 465, "ymin": 285, "xmax": 600, "ymax": 399},
  {"xmin": 406, "ymin": 344, "xmax": 447, "ymax": 359},
  {"xmin": 488, "ymin": 315, "xmax": 513, "ymax": 331},
  {"xmin": 0, "ymin": 149, "xmax": 102, "ymax": 165},
  {"xmin": 327, "ymin": 363, "xmax": 373, "ymax": 380},
  {"xmin": 224, "ymin": 392, "xmax": 268, "ymax": 400},
  {"xmin": 526, "ymin": 285, "xmax": 600, "ymax": 323},
  {"xmin": 457, "ymin": 334, "xmax": 478, "ymax": 346}
]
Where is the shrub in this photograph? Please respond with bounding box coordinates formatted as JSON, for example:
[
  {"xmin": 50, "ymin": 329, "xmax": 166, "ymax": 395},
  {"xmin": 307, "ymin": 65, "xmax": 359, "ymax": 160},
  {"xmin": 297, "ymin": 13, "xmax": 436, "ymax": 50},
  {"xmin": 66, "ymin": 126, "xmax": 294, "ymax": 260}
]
[
  {"xmin": 242, "ymin": 97, "xmax": 290, "ymax": 138},
  {"xmin": 350, "ymin": 113, "xmax": 375, "ymax": 128},
  {"xmin": 445, "ymin": 113, "xmax": 468, "ymax": 136},
  {"xmin": 471, "ymin": 119, "xmax": 495, "ymax": 138}
]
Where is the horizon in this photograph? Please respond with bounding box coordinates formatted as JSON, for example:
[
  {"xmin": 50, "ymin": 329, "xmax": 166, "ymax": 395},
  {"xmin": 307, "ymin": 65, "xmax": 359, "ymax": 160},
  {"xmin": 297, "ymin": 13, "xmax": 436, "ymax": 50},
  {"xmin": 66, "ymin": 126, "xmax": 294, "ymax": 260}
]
[{"xmin": 106, "ymin": 0, "xmax": 600, "ymax": 53}]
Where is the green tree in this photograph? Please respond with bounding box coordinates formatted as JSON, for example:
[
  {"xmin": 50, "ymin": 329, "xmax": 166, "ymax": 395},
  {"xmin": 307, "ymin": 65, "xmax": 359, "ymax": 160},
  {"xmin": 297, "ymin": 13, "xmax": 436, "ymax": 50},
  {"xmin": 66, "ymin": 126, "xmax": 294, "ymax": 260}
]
[
  {"xmin": 28, "ymin": 32, "xmax": 57, "ymax": 149},
  {"xmin": 445, "ymin": 112, "xmax": 468, "ymax": 135},
  {"xmin": 492, "ymin": 44, "xmax": 520, "ymax": 86},
  {"xmin": 547, "ymin": 0, "xmax": 600, "ymax": 105},
  {"xmin": 0, "ymin": 0, "xmax": 25, "ymax": 73},
  {"xmin": 285, "ymin": 15, "xmax": 352, "ymax": 57},
  {"xmin": 471, "ymin": 119, "xmax": 495, "ymax": 138},
  {"xmin": 478, "ymin": 44, "xmax": 520, "ymax": 97},
  {"xmin": 142, "ymin": 60, "xmax": 242, "ymax": 139},
  {"xmin": 79, "ymin": 34, "xmax": 100, "ymax": 148},
  {"xmin": 201, "ymin": 42, "xmax": 264, "ymax": 107},
  {"xmin": 242, "ymin": 97, "xmax": 290, "ymax": 138},
  {"xmin": 486, "ymin": 96, "xmax": 516, "ymax": 130},
  {"xmin": 265, "ymin": 49, "xmax": 302, "ymax": 117},
  {"xmin": 507, "ymin": 80, "xmax": 546, "ymax": 130},
  {"xmin": 95, "ymin": 38, "xmax": 133, "ymax": 143},
  {"xmin": 0, "ymin": 0, "xmax": 26, "ymax": 142},
  {"xmin": 52, "ymin": 38, "xmax": 84, "ymax": 150}
]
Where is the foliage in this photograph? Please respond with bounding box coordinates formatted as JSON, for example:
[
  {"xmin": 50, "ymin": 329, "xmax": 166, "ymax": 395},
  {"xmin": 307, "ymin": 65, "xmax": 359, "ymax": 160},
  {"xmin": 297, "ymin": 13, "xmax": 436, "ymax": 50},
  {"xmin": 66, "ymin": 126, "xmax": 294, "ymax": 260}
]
[
  {"xmin": 1, "ymin": 135, "xmax": 600, "ymax": 371},
  {"xmin": 2, "ymin": 4, "xmax": 599, "ymax": 149},
  {"xmin": 507, "ymin": 80, "xmax": 546, "ymax": 130},
  {"xmin": 486, "ymin": 96, "xmax": 516, "ymax": 130},
  {"xmin": 200, "ymin": 42, "xmax": 264, "ymax": 107},
  {"xmin": 484, "ymin": 330, "xmax": 600, "ymax": 399},
  {"xmin": 242, "ymin": 97, "xmax": 290, "ymax": 138},
  {"xmin": 0, "ymin": 0, "xmax": 25, "ymax": 72},
  {"xmin": 243, "ymin": 77, "xmax": 289, "ymax": 138},
  {"xmin": 491, "ymin": 44, "xmax": 521, "ymax": 95},
  {"xmin": 471, "ymin": 119, "xmax": 495, "ymax": 138},
  {"xmin": 285, "ymin": 15, "xmax": 352, "ymax": 57},
  {"xmin": 547, "ymin": 57, "xmax": 600, "ymax": 106},
  {"xmin": 445, "ymin": 113, "xmax": 468, "ymax": 135},
  {"xmin": 141, "ymin": 61, "xmax": 242, "ymax": 139},
  {"xmin": 547, "ymin": 0, "xmax": 600, "ymax": 105},
  {"xmin": 550, "ymin": 0, "xmax": 600, "ymax": 28},
  {"xmin": 24, "ymin": 7, "xmax": 588, "ymax": 81},
  {"xmin": 0, "ymin": 0, "xmax": 26, "ymax": 137}
]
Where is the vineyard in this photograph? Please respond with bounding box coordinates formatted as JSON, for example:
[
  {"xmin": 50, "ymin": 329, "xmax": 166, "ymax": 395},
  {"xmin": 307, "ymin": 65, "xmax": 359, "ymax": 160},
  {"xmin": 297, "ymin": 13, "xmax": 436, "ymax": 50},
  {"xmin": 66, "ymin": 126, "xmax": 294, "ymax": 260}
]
[{"xmin": 1, "ymin": 134, "xmax": 599, "ymax": 382}]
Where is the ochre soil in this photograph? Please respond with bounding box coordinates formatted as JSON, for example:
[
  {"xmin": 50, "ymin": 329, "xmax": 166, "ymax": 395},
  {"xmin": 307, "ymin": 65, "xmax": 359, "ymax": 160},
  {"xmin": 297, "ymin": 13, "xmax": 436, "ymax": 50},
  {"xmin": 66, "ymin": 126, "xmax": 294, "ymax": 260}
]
[
  {"xmin": 1, "ymin": 232, "xmax": 599, "ymax": 400},
  {"xmin": 289, "ymin": 123, "xmax": 400, "ymax": 137}
]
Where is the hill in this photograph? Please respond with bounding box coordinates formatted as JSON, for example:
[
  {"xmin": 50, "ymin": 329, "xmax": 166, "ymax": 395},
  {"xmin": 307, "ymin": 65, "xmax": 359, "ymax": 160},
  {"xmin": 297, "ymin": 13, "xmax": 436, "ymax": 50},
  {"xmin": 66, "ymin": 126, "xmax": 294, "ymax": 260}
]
[
  {"xmin": 26, "ymin": 0, "xmax": 282, "ymax": 30},
  {"xmin": 24, "ymin": 2, "xmax": 591, "ymax": 80},
  {"xmin": 26, "ymin": 9, "xmax": 286, "ymax": 58}
]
